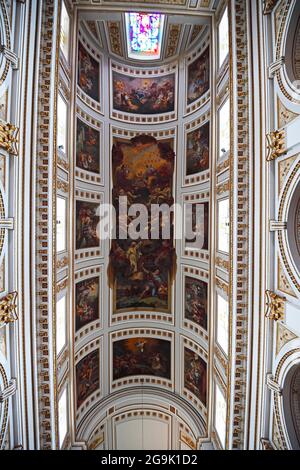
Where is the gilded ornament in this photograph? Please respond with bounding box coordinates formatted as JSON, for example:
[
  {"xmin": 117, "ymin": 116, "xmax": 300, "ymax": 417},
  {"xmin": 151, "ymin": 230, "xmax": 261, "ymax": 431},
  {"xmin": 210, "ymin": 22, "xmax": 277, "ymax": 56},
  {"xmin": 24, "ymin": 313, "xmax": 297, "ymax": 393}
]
[
  {"xmin": 216, "ymin": 256, "xmax": 229, "ymax": 271},
  {"xmin": 0, "ymin": 120, "xmax": 19, "ymax": 155},
  {"xmin": 217, "ymin": 181, "xmax": 230, "ymax": 195},
  {"xmin": 165, "ymin": 25, "xmax": 181, "ymax": 58},
  {"xmin": 108, "ymin": 22, "xmax": 122, "ymax": 57},
  {"xmin": 266, "ymin": 130, "xmax": 286, "ymax": 161},
  {"xmin": 180, "ymin": 432, "xmax": 196, "ymax": 450},
  {"xmin": 0, "ymin": 291, "xmax": 18, "ymax": 326},
  {"xmin": 265, "ymin": 290, "xmax": 286, "ymax": 321}
]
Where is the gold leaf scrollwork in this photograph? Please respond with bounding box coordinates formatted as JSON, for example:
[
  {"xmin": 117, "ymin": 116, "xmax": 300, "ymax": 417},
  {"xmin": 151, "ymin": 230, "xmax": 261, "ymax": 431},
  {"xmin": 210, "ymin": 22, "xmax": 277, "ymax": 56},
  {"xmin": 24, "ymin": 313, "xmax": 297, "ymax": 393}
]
[
  {"xmin": 266, "ymin": 130, "xmax": 286, "ymax": 161},
  {"xmin": 0, "ymin": 120, "xmax": 19, "ymax": 156},
  {"xmin": 0, "ymin": 291, "xmax": 18, "ymax": 326},
  {"xmin": 265, "ymin": 290, "xmax": 286, "ymax": 321}
]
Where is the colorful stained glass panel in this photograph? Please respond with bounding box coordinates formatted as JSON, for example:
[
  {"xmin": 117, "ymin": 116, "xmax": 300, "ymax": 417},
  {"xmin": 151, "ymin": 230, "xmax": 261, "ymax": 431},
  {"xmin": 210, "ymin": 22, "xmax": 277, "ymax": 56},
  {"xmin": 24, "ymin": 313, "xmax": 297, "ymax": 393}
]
[{"xmin": 125, "ymin": 13, "xmax": 165, "ymax": 60}]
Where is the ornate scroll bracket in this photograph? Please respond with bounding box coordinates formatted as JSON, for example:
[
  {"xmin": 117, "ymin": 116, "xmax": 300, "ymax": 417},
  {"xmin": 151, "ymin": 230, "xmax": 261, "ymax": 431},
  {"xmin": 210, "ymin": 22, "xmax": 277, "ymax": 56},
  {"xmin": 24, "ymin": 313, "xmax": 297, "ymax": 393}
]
[
  {"xmin": 0, "ymin": 291, "xmax": 18, "ymax": 326},
  {"xmin": 0, "ymin": 45, "xmax": 19, "ymax": 70},
  {"xmin": 0, "ymin": 378, "xmax": 17, "ymax": 402},
  {"xmin": 265, "ymin": 290, "xmax": 286, "ymax": 321},
  {"xmin": 268, "ymin": 57, "xmax": 284, "ymax": 78},
  {"xmin": 0, "ymin": 120, "xmax": 19, "ymax": 156},
  {"xmin": 266, "ymin": 373, "xmax": 282, "ymax": 395},
  {"xmin": 266, "ymin": 130, "xmax": 287, "ymax": 161},
  {"xmin": 269, "ymin": 220, "xmax": 287, "ymax": 231},
  {"xmin": 263, "ymin": 0, "xmax": 279, "ymax": 15}
]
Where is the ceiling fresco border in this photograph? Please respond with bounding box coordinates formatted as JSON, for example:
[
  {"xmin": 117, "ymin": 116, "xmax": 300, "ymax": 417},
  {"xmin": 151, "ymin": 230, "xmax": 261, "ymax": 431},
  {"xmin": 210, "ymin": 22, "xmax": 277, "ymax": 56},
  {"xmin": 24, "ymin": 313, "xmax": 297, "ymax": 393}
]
[
  {"xmin": 180, "ymin": 264, "xmax": 209, "ymax": 344},
  {"xmin": 75, "ymin": 106, "xmax": 104, "ymax": 186},
  {"xmin": 74, "ymin": 188, "xmax": 104, "ymax": 262},
  {"xmin": 181, "ymin": 335, "xmax": 208, "ymax": 421},
  {"xmin": 74, "ymin": 336, "xmax": 103, "ymax": 420},
  {"xmin": 183, "ymin": 110, "xmax": 211, "ymax": 187},
  {"xmin": 77, "ymin": 29, "xmax": 104, "ymax": 114},
  {"xmin": 110, "ymin": 329, "xmax": 174, "ymax": 393},
  {"xmin": 74, "ymin": 265, "xmax": 103, "ymax": 345},
  {"xmin": 181, "ymin": 191, "xmax": 210, "ymax": 260},
  {"xmin": 110, "ymin": 59, "xmax": 178, "ymax": 124},
  {"xmin": 109, "ymin": 125, "xmax": 177, "ymax": 327},
  {"xmin": 184, "ymin": 33, "xmax": 211, "ymax": 116}
]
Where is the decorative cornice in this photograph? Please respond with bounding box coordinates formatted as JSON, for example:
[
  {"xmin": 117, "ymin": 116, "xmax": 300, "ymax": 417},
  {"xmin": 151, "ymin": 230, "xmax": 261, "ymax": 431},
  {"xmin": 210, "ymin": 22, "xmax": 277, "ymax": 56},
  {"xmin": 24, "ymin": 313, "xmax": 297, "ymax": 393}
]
[
  {"xmin": 266, "ymin": 130, "xmax": 286, "ymax": 161},
  {"xmin": 0, "ymin": 121, "xmax": 19, "ymax": 155},
  {"xmin": 265, "ymin": 290, "xmax": 286, "ymax": 322},
  {"xmin": 0, "ymin": 291, "xmax": 18, "ymax": 326}
]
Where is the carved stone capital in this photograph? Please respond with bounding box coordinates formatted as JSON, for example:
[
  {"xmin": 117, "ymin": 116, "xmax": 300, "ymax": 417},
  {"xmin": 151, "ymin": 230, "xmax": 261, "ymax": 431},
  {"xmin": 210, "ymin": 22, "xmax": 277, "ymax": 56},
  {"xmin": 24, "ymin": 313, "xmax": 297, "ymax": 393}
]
[
  {"xmin": 0, "ymin": 291, "xmax": 18, "ymax": 326},
  {"xmin": 0, "ymin": 378, "xmax": 17, "ymax": 402},
  {"xmin": 266, "ymin": 130, "xmax": 287, "ymax": 161},
  {"xmin": 265, "ymin": 290, "xmax": 286, "ymax": 321},
  {"xmin": 0, "ymin": 120, "xmax": 19, "ymax": 156}
]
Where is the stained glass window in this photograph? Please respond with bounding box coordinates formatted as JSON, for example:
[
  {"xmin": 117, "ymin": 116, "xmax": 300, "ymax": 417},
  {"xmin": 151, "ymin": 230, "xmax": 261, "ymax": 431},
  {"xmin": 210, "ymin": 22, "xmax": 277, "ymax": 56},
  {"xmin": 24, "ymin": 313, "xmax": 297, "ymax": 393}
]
[{"xmin": 125, "ymin": 13, "xmax": 165, "ymax": 60}]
